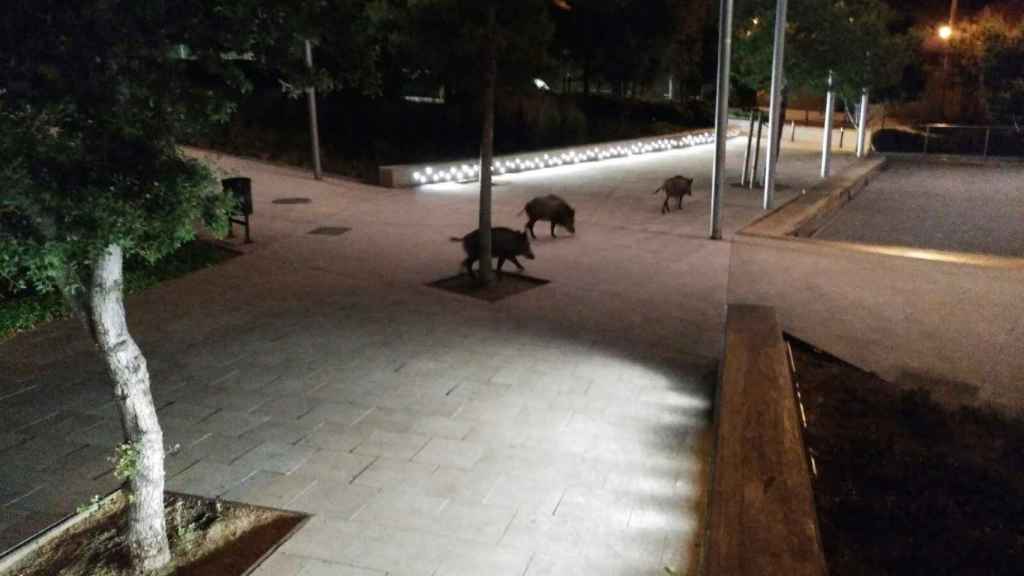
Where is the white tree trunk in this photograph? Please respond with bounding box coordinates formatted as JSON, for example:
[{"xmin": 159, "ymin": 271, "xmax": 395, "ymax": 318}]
[{"xmin": 90, "ymin": 245, "xmax": 170, "ymax": 573}]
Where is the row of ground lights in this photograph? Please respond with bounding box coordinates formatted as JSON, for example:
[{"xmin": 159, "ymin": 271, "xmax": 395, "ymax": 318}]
[{"xmin": 412, "ymin": 131, "xmax": 716, "ymax": 184}]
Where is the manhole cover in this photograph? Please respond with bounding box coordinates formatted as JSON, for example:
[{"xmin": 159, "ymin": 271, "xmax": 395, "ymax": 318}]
[
  {"xmin": 272, "ymin": 197, "xmax": 312, "ymax": 205},
  {"xmin": 428, "ymin": 273, "xmax": 549, "ymax": 302},
  {"xmin": 308, "ymin": 226, "xmax": 351, "ymax": 236}
]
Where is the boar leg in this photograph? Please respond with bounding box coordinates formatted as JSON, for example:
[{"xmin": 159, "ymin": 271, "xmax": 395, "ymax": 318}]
[
  {"xmin": 662, "ymin": 196, "xmax": 670, "ymax": 214},
  {"xmin": 678, "ymin": 195, "xmax": 684, "ymax": 209},
  {"xmin": 526, "ymin": 220, "xmax": 537, "ymax": 239},
  {"xmin": 550, "ymin": 222, "xmax": 558, "ymax": 238},
  {"xmin": 509, "ymin": 256, "xmax": 525, "ymax": 271},
  {"xmin": 462, "ymin": 257, "xmax": 477, "ymax": 279}
]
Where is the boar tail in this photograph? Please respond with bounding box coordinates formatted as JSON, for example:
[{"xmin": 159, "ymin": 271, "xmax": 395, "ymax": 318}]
[
  {"xmin": 450, "ymin": 237, "xmax": 463, "ymax": 242},
  {"xmin": 652, "ymin": 186, "xmax": 664, "ymax": 195}
]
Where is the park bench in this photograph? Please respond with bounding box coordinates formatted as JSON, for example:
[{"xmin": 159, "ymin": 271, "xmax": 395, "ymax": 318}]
[
  {"xmin": 702, "ymin": 305, "xmax": 827, "ymax": 576},
  {"xmin": 222, "ymin": 177, "xmax": 253, "ymax": 243}
]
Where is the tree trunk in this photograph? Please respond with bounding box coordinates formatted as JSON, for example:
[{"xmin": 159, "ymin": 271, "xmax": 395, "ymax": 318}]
[
  {"xmin": 477, "ymin": 3, "xmax": 497, "ymax": 287},
  {"xmin": 90, "ymin": 245, "xmax": 170, "ymax": 574},
  {"xmin": 774, "ymin": 85, "xmax": 789, "ymax": 160}
]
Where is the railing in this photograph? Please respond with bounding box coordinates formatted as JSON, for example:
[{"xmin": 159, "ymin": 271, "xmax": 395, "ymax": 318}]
[{"xmin": 877, "ymin": 123, "xmax": 1024, "ymax": 158}]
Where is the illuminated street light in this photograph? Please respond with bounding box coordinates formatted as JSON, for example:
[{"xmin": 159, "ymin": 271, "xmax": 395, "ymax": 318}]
[{"xmin": 938, "ymin": 24, "xmax": 953, "ymax": 40}]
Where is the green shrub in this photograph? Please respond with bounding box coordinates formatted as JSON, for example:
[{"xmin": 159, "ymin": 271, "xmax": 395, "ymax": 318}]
[{"xmin": 0, "ymin": 240, "xmax": 235, "ymax": 341}]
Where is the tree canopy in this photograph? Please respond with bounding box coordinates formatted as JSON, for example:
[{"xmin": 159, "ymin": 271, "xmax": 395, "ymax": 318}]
[
  {"xmin": 733, "ymin": 0, "xmax": 912, "ymax": 102},
  {"xmin": 0, "ymin": 1, "xmax": 331, "ymax": 571},
  {"xmin": 948, "ymin": 8, "xmax": 1024, "ymax": 124}
]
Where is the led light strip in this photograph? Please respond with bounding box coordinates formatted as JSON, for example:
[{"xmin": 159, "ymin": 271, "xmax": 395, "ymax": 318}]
[{"xmin": 411, "ymin": 131, "xmax": 716, "ymax": 185}]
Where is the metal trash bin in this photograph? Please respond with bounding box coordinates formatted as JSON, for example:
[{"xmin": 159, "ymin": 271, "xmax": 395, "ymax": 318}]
[{"xmin": 222, "ymin": 177, "xmax": 253, "ymax": 243}]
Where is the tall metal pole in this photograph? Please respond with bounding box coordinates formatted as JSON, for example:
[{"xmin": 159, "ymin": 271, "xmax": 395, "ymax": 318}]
[
  {"xmin": 709, "ymin": 0, "xmax": 735, "ymax": 240},
  {"xmin": 856, "ymin": 88, "xmax": 870, "ymax": 158},
  {"xmin": 304, "ymin": 40, "xmax": 323, "ymax": 180},
  {"xmin": 821, "ymin": 72, "xmax": 835, "ymax": 178},
  {"xmin": 762, "ymin": 0, "xmax": 788, "ymax": 211}
]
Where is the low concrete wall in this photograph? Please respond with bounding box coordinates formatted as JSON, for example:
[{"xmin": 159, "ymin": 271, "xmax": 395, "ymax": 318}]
[
  {"xmin": 729, "ymin": 159, "xmax": 1024, "ymax": 412},
  {"xmin": 378, "ymin": 127, "xmax": 734, "ymax": 188},
  {"xmin": 703, "ymin": 305, "xmax": 827, "ymax": 576},
  {"xmin": 741, "ymin": 156, "xmax": 887, "ymax": 239}
]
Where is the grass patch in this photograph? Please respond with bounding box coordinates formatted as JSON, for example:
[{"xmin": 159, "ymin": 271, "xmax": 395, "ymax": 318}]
[{"xmin": 1, "ymin": 241, "xmax": 237, "ymax": 341}]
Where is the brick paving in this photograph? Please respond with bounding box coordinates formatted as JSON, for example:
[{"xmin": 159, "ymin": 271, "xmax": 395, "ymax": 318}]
[{"xmin": 0, "ymin": 136, "xmax": 854, "ymax": 574}]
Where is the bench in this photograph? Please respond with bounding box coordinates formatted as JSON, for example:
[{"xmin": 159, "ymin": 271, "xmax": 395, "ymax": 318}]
[{"xmin": 702, "ymin": 305, "xmax": 827, "ymax": 576}]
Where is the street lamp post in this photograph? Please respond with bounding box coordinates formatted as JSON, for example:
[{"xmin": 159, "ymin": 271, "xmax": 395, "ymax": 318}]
[
  {"xmin": 762, "ymin": 0, "xmax": 789, "ymax": 211},
  {"xmin": 709, "ymin": 0, "xmax": 735, "ymax": 240},
  {"xmin": 939, "ymin": 0, "xmax": 958, "ymax": 119},
  {"xmin": 821, "ymin": 72, "xmax": 835, "ymax": 178},
  {"xmin": 304, "ymin": 40, "xmax": 323, "ymax": 180}
]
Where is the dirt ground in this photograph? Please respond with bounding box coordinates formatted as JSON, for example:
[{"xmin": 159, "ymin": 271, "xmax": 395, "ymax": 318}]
[
  {"xmin": 5, "ymin": 492, "xmax": 304, "ymax": 576},
  {"xmin": 789, "ymin": 337, "xmax": 1024, "ymax": 576}
]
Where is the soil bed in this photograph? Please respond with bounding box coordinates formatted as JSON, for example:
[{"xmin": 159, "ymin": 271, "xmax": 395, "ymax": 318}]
[
  {"xmin": 2, "ymin": 492, "xmax": 305, "ymax": 576},
  {"xmin": 789, "ymin": 337, "xmax": 1024, "ymax": 576},
  {"xmin": 429, "ymin": 273, "xmax": 549, "ymax": 302}
]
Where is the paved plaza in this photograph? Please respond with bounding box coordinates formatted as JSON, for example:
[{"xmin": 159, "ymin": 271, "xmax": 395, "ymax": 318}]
[{"xmin": 0, "ymin": 135, "xmax": 853, "ymax": 575}]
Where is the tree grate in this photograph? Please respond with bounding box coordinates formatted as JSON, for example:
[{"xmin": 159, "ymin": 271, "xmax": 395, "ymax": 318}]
[{"xmin": 428, "ymin": 273, "xmax": 549, "ymax": 302}]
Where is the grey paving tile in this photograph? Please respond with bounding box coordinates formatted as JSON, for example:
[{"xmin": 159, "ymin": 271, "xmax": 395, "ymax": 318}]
[
  {"xmin": 341, "ymin": 526, "xmax": 453, "ymax": 576},
  {"xmin": 353, "ymin": 431, "xmax": 430, "ymax": 460},
  {"xmin": 299, "ymin": 401, "xmax": 374, "ymax": 427},
  {"xmin": 248, "ymin": 551, "xmax": 309, "ymax": 576},
  {"xmin": 0, "ymin": 432, "xmax": 28, "ymax": 452},
  {"xmin": 351, "ymin": 458, "xmax": 437, "ymax": 490},
  {"xmin": 166, "ymin": 460, "xmax": 257, "ymax": 498},
  {"xmin": 408, "ymin": 416, "xmax": 473, "ymax": 440},
  {"xmin": 193, "ymin": 388, "xmax": 271, "ymax": 412},
  {"xmin": 234, "ymin": 441, "xmax": 317, "ymax": 475},
  {"xmin": 251, "ymin": 395, "xmax": 319, "ymax": 420},
  {"xmin": 222, "ymin": 471, "xmax": 318, "ymax": 509},
  {"xmin": 297, "ymin": 558, "xmax": 386, "ymax": 576},
  {"xmin": 411, "ymin": 437, "xmax": 486, "ymax": 470},
  {"xmin": 297, "ymin": 426, "xmax": 365, "ymax": 453},
  {"xmin": 290, "ymin": 481, "xmax": 378, "ymax": 519},
  {"xmin": 433, "ymin": 501, "xmax": 518, "ymax": 544},
  {"xmin": 434, "ymin": 543, "xmax": 532, "ymax": 576},
  {"xmin": 241, "ymin": 419, "xmax": 323, "ymax": 445},
  {"xmin": 353, "ymin": 491, "xmax": 448, "ymax": 532},
  {"xmin": 199, "ymin": 409, "xmax": 269, "ymax": 437},
  {"xmin": 188, "ymin": 433, "xmax": 264, "ymax": 464},
  {"xmin": 278, "ymin": 516, "xmax": 368, "ymax": 563},
  {"xmin": 158, "ymin": 401, "xmax": 219, "ymax": 423},
  {"xmin": 291, "ymin": 450, "xmax": 376, "ymax": 483},
  {"xmin": 0, "ymin": 435, "xmax": 88, "ymax": 471}
]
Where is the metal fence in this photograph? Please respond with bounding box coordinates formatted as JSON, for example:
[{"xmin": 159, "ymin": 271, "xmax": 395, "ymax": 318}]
[{"xmin": 917, "ymin": 124, "xmax": 1024, "ymax": 158}]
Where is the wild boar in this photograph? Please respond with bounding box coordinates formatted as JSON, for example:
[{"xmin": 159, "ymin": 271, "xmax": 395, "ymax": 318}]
[
  {"xmin": 453, "ymin": 227, "xmax": 535, "ymax": 278},
  {"xmin": 654, "ymin": 175, "xmax": 693, "ymax": 214},
  {"xmin": 521, "ymin": 194, "xmax": 576, "ymax": 239}
]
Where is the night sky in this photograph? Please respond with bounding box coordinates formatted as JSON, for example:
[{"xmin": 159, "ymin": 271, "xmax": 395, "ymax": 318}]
[{"xmin": 887, "ymin": 0, "xmax": 1023, "ymax": 23}]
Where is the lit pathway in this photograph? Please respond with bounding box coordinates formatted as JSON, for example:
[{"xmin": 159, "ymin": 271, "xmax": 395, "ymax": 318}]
[{"xmin": 0, "ymin": 135, "xmax": 854, "ymax": 574}]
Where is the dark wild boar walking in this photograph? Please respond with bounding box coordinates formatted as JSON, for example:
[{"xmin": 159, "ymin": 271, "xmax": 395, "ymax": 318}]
[
  {"xmin": 452, "ymin": 227, "xmax": 535, "ymax": 279},
  {"xmin": 654, "ymin": 175, "xmax": 693, "ymax": 214},
  {"xmin": 521, "ymin": 194, "xmax": 576, "ymax": 239}
]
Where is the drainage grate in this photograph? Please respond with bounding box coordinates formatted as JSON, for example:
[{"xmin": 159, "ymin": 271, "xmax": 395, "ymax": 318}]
[
  {"xmin": 308, "ymin": 226, "xmax": 351, "ymax": 236},
  {"xmin": 272, "ymin": 197, "xmax": 312, "ymax": 205}
]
